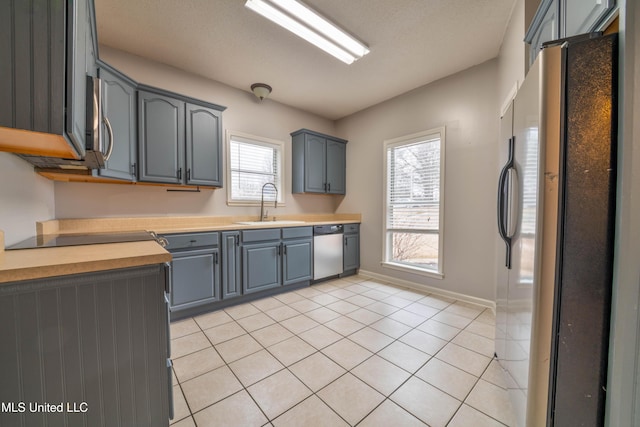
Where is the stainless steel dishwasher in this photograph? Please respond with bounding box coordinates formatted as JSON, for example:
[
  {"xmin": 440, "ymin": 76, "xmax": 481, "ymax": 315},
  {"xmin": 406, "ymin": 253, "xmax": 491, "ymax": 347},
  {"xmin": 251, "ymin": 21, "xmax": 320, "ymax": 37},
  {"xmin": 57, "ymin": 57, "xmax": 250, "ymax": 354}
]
[{"xmin": 313, "ymin": 225, "xmax": 344, "ymax": 280}]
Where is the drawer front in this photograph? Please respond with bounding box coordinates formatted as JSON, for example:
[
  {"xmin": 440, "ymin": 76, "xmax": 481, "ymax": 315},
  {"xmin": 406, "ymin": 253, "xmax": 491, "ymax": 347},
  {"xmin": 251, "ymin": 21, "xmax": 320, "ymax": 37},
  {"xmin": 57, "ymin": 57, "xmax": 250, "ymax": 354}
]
[
  {"xmin": 163, "ymin": 232, "xmax": 219, "ymax": 250},
  {"xmin": 242, "ymin": 228, "xmax": 281, "ymax": 243},
  {"xmin": 344, "ymin": 224, "xmax": 360, "ymax": 234},
  {"xmin": 281, "ymin": 226, "xmax": 313, "ymax": 239}
]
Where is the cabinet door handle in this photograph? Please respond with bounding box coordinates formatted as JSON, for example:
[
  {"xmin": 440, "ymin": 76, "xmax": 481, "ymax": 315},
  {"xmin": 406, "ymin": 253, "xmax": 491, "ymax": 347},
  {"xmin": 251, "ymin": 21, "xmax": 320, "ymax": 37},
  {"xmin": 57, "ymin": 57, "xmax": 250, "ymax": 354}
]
[
  {"xmin": 328, "ymin": 183, "xmax": 331, "ymax": 192},
  {"xmin": 187, "ymin": 168, "xmax": 191, "ymax": 181},
  {"xmin": 235, "ymin": 235, "xmax": 239, "ymax": 246},
  {"xmin": 283, "ymin": 245, "xmax": 287, "ymax": 255},
  {"xmin": 345, "ymin": 238, "xmax": 348, "ymax": 246},
  {"xmin": 323, "ymin": 183, "xmax": 327, "ymax": 191},
  {"xmin": 177, "ymin": 168, "xmax": 182, "ymax": 180},
  {"xmin": 103, "ymin": 116, "xmax": 114, "ymax": 161},
  {"xmin": 131, "ymin": 162, "xmax": 137, "ymax": 176},
  {"xmin": 214, "ymin": 252, "xmax": 218, "ymax": 264}
]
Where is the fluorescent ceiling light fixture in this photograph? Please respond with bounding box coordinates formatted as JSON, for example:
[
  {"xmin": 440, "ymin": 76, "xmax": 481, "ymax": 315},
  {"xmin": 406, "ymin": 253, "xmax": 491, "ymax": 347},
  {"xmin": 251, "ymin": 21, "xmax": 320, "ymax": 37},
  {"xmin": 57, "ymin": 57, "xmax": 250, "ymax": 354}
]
[{"xmin": 245, "ymin": 0, "xmax": 370, "ymax": 64}]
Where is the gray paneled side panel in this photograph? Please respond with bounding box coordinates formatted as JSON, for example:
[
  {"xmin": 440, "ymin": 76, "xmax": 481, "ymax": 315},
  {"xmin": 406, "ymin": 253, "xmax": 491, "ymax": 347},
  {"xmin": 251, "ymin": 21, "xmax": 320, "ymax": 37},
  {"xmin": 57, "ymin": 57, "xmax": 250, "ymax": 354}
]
[
  {"xmin": 128, "ymin": 278, "xmax": 152, "ymax": 425},
  {"xmin": 96, "ymin": 282, "xmax": 120, "ymax": 425},
  {"xmin": 304, "ymin": 134, "xmax": 327, "ymax": 193},
  {"xmin": 0, "ymin": 0, "xmax": 14, "ymax": 127},
  {"xmin": 49, "ymin": 0, "xmax": 65, "ymax": 134},
  {"xmin": 77, "ymin": 283, "xmax": 104, "ymax": 426},
  {"xmin": 13, "ymin": 0, "xmax": 32, "ymax": 130},
  {"xmin": 143, "ymin": 272, "xmax": 168, "ymax": 427},
  {"xmin": 0, "ymin": 295, "xmax": 22, "ymax": 427},
  {"xmin": 138, "ymin": 91, "xmax": 184, "ymax": 184},
  {"xmin": 32, "ymin": 0, "xmax": 50, "ymax": 132},
  {"xmin": 291, "ymin": 134, "xmax": 305, "ymax": 193},
  {"xmin": 185, "ymin": 104, "xmax": 222, "ymax": 187},
  {"xmin": 18, "ymin": 292, "xmax": 45, "ymax": 427},
  {"xmin": 242, "ymin": 242, "xmax": 281, "ymax": 294},
  {"xmin": 99, "ymin": 68, "xmax": 137, "ymax": 181},
  {"xmin": 38, "ymin": 289, "xmax": 65, "ymax": 427},
  {"xmin": 114, "ymin": 277, "xmax": 135, "ymax": 425},
  {"xmin": 58, "ymin": 286, "xmax": 86, "ymax": 426},
  {"xmin": 283, "ymin": 239, "xmax": 312, "ymax": 285},
  {"xmin": 326, "ymin": 140, "xmax": 346, "ymax": 194}
]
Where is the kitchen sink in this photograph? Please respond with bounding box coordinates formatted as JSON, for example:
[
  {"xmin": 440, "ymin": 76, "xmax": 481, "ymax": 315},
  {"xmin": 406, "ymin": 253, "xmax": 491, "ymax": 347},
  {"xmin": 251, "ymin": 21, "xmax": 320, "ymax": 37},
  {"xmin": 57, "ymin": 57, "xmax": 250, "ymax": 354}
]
[{"xmin": 234, "ymin": 220, "xmax": 306, "ymax": 226}]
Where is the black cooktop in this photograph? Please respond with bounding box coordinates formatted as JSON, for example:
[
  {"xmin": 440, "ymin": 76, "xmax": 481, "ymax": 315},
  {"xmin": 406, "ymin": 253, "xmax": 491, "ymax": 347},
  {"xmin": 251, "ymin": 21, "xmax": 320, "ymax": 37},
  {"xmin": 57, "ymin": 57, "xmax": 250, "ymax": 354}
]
[{"xmin": 7, "ymin": 231, "xmax": 156, "ymax": 250}]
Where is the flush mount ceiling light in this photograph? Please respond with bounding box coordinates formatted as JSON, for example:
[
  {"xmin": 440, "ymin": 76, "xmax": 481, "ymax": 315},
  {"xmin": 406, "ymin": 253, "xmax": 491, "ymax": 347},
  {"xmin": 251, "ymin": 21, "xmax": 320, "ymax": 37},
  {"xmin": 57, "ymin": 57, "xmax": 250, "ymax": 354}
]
[
  {"xmin": 245, "ymin": 0, "xmax": 370, "ymax": 65},
  {"xmin": 251, "ymin": 83, "xmax": 272, "ymax": 100}
]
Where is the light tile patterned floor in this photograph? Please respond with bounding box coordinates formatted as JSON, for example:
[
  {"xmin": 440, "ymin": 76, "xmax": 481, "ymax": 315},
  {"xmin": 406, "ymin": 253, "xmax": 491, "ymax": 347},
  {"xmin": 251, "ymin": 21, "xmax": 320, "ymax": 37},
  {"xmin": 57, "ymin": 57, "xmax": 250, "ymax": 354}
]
[{"xmin": 169, "ymin": 275, "xmax": 516, "ymax": 427}]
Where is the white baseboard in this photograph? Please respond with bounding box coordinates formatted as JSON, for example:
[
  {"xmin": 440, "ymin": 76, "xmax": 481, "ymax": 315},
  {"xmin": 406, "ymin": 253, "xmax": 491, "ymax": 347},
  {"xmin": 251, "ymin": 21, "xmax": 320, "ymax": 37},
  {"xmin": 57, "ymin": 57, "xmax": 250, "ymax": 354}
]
[{"xmin": 358, "ymin": 269, "xmax": 496, "ymax": 311}]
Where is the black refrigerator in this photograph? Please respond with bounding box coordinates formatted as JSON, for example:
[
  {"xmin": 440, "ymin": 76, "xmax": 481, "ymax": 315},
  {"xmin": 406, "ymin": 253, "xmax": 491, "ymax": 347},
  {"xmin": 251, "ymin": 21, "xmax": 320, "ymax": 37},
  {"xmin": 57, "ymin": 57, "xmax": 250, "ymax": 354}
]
[{"xmin": 495, "ymin": 33, "xmax": 617, "ymax": 426}]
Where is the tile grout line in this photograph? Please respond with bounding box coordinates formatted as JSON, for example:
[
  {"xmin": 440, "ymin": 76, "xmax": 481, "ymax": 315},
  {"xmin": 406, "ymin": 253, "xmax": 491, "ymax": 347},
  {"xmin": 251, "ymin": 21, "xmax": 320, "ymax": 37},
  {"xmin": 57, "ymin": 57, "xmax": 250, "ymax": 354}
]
[{"xmin": 169, "ymin": 275, "xmax": 504, "ymax": 426}]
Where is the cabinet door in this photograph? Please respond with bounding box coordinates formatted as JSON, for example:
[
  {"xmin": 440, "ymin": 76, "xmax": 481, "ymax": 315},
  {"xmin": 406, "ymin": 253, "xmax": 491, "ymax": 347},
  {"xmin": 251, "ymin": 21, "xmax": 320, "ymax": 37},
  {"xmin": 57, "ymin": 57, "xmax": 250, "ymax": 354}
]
[
  {"xmin": 98, "ymin": 67, "xmax": 137, "ymax": 181},
  {"xmin": 528, "ymin": 0, "xmax": 558, "ymax": 66},
  {"xmin": 221, "ymin": 232, "xmax": 242, "ymax": 299},
  {"xmin": 344, "ymin": 234, "xmax": 360, "ymax": 271},
  {"xmin": 304, "ymin": 134, "xmax": 327, "ymax": 193},
  {"xmin": 170, "ymin": 248, "xmax": 220, "ymax": 310},
  {"xmin": 283, "ymin": 239, "xmax": 312, "ymax": 285},
  {"xmin": 564, "ymin": 0, "xmax": 615, "ymax": 38},
  {"xmin": 138, "ymin": 91, "xmax": 184, "ymax": 184},
  {"xmin": 67, "ymin": 0, "xmax": 91, "ymax": 157},
  {"xmin": 243, "ymin": 242, "xmax": 281, "ymax": 294},
  {"xmin": 185, "ymin": 104, "xmax": 222, "ymax": 187},
  {"xmin": 326, "ymin": 140, "xmax": 346, "ymax": 194}
]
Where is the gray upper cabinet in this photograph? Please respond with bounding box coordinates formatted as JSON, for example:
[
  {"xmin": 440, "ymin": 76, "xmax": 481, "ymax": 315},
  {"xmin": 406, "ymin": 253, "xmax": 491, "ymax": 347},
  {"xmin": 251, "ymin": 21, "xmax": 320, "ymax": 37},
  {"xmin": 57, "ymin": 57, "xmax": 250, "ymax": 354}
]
[
  {"xmin": 525, "ymin": 0, "xmax": 616, "ymax": 66},
  {"xmin": 563, "ymin": 0, "xmax": 616, "ymax": 38},
  {"xmin": 138, "ymin": 90, "xmax": 185, "ymax": 184},
  {"xmin": 0, "ymin": 0, "xmax": 97, "ymax": 159},
  {"xmin": 97, "ymin": 63, "xmax": 137, "ymax": 181},
  {"xmin": 185, "ymin": 104, "xmax": 223, "ymax": 186},
  {"xmin": 138, "ymin": 87, "xmax": 225, "ymax": 187},
  {"xmin": 291, "ymin": 129, "xmax": 348, "ymax": 195}
]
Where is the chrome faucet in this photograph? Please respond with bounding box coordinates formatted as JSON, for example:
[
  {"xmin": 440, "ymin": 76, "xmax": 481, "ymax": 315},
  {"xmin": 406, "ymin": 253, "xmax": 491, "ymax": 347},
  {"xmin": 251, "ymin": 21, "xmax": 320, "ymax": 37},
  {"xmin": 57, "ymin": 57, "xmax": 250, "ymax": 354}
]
[{"xmin": 260, "ymin": 182, "xmax": 278, "ymax": 221}]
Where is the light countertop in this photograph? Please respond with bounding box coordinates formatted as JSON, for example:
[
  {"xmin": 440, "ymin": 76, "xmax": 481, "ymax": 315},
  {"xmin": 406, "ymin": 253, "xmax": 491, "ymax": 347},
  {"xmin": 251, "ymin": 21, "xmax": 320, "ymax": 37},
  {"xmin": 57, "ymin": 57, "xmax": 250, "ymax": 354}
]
[{"xmin": 0, "ymin": 213, "xmax": 361, "ymax": 283}]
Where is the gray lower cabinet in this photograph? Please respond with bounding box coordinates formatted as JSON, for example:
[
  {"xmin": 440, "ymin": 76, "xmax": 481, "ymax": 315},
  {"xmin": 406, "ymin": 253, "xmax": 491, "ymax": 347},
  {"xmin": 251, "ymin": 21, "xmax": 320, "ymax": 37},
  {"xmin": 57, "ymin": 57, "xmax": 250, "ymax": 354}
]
[
  {"xmin": 138, "ymin": 87, "xmax": 224, "ymax": 187},
  {"xmin": 242, "ymin": 228, "xmax": 282, "ymax": 294},
  {"xmin": 222, "ymin": 231, "xmax": 242, "ymax": 299},
  {"xmin": 291, "ymin": 129, "xmax": 348, "ymax": 195},
  {"xmin": 344, "ymin": 224, "xmax": 360, "ymax": 272},
  {"xmin": 163, "ymin": 232, "xmax": 220, "ymax": 314},
  {"xmin": 96, "ymin": 62, "xmax": 137, "ymax": 181},
  {"xmin": 0, "ymin": 264, "xmax": 171, "ymax": 427},
  {"xmin": 282, "ymin": 227, "xmax": 313, "ymax": 286}
]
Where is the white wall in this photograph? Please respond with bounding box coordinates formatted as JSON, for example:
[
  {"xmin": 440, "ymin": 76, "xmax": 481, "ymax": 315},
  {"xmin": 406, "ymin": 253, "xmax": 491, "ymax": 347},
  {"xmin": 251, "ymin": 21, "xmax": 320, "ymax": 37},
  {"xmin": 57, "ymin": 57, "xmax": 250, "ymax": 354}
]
[
  {"xmin": 54, "ymin": 46, "xmax": 340, "ymax": 219},
  {"xmin": 335, "ymin": 59, "xmax": 500, "ymax": 301},
  {"xmin": 0, "ymin": 152, "xmax": 55, "ymax": 245}
]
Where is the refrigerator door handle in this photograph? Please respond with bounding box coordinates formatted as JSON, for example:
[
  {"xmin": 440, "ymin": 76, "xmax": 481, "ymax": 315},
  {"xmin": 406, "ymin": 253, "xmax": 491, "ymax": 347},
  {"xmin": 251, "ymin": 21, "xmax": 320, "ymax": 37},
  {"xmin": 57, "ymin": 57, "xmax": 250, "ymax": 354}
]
[
  {"xmin": 497, "ymin": 137, "xmax": 515, "ymax": 269},
  {"xmin": 506, "ymin": 167, "xmax": 519, "ymax": 238}
]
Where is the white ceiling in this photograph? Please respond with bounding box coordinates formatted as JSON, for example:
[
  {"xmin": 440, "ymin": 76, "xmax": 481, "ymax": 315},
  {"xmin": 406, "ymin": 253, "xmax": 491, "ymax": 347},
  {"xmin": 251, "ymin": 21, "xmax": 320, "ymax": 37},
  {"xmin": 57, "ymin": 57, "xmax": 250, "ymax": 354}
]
[{"xmin": 95, "ymin": 0, "xmax": 516, "ymax": 120}]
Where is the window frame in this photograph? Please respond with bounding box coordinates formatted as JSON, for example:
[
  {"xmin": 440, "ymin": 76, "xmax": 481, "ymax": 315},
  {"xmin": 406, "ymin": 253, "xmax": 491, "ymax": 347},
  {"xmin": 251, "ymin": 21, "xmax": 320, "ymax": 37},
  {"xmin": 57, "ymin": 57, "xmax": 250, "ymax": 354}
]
[
  {"xmin": 225, "ymin": 130, "xmax": 285, "ymax": 206},
  {"xmin": 381, "ymin": 127, "xmax": 446, "ymax": 279}
]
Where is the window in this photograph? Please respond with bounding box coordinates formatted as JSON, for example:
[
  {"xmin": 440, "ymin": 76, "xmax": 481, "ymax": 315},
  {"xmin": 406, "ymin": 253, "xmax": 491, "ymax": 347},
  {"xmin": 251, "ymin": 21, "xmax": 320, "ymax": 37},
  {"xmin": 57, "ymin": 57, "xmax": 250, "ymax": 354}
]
[
  {"xmin": 383, "ymin": 128, "xmax": 445, "ymax": 278},
  {"xmin": 226, "ymin": 131, "xmax": 284, "ymax": 205}
]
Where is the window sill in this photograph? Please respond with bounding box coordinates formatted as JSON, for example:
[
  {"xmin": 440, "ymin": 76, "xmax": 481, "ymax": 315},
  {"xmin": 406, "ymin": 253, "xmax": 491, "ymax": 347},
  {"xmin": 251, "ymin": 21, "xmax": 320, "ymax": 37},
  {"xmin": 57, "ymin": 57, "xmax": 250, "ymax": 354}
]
[{"xmin": 381, "ymin": 261, "xmax": 444, "ymax": 280}]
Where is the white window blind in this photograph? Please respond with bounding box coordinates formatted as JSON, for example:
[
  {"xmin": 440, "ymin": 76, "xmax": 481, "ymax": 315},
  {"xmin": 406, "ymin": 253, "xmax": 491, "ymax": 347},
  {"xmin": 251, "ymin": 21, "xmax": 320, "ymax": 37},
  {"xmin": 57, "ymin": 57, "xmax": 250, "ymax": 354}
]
[
  {"xmin": 383, "ymin": 128, "xmax": 445, "ymax": 277},
  {"xmin": 227, "ymin": 132, "xmax": 283, "ymax": 204}
]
